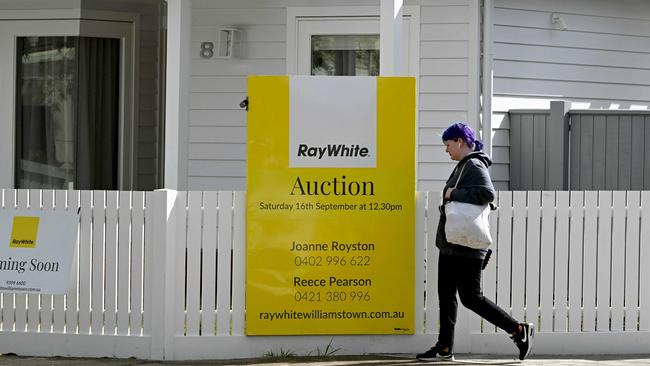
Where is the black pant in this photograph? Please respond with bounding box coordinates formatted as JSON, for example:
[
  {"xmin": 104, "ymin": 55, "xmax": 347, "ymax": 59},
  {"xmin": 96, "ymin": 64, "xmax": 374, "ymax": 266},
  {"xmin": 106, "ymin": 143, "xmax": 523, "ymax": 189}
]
[{"xmin": 437, "ymin": 253, "xmax": 520, "ymax": 350}]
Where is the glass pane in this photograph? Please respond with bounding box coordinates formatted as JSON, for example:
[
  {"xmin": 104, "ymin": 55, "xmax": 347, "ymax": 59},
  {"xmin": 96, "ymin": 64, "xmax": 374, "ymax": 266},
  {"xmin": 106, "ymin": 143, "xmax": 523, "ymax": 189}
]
[
  {"xmin": 311, "ymin": 34, "xmax": 379, "ymax": 76},
  {"xmin": 16, "ymin": 37, "xmax": 77, "ymax": 189},
  {"xmin": 15, "ymin": 36, "xmax": 120, "ymax": 190}
]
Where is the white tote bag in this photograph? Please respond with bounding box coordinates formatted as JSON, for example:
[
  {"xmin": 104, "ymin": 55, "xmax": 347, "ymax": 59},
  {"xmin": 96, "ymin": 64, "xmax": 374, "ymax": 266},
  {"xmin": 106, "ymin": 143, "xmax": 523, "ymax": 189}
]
[{"xmin": 444, "ymin": 162, "xmax": 493, "ymax": 249}]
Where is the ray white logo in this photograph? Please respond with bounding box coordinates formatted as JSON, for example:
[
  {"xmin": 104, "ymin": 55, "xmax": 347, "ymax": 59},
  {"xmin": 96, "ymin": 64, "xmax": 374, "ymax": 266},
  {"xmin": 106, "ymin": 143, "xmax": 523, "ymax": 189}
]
[
  {"xmin": 289, "ymin": 76, "xmax": 376, "ymax": 168},
  {"xmin": 297, "ymin": 144, "xmax": 370, "ymax": 159}
]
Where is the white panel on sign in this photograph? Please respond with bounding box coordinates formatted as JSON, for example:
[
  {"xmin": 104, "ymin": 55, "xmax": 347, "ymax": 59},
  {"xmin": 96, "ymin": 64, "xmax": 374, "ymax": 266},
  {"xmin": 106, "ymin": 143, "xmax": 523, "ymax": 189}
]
[{"xmin": 289, "ymin": 76, "xmax": 377, "ymax": 168}]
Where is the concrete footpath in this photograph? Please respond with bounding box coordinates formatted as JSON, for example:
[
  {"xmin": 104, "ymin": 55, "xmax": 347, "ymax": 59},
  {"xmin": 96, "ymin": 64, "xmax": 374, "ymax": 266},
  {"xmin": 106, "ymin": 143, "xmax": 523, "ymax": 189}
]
[{"xmin": 1, "ymin": 354, "xmax": 650, "ymax": 366}]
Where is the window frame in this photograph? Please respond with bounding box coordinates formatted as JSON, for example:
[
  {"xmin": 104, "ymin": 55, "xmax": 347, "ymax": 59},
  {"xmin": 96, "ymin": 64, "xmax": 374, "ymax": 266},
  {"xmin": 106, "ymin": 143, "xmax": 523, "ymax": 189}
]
[{"xmin": 0, "ymin": 11, "xmax": 138, "ymax": 189}]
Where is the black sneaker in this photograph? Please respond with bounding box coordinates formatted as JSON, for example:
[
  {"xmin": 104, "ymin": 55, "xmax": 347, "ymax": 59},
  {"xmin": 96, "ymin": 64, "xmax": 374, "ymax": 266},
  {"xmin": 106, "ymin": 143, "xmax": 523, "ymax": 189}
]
[
  {"xmin": 512, "ymin": 322, "xmax": 534, "ymax": 360},
  {"xmin": 416, "ymin": 345, "xmax": 454, "ymax": 362}
]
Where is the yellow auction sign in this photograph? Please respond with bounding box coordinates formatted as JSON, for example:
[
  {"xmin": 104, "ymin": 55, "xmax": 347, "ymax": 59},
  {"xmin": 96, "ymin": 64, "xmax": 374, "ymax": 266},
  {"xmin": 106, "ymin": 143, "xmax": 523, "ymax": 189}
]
[{"xmin": 246, "ymin": 75, "xmax": 415, "ymax": 335}]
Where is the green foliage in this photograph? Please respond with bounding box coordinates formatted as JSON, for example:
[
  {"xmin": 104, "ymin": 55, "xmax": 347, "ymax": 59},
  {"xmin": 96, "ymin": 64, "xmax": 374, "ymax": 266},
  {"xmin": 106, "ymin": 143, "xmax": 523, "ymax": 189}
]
[
  {"xmin": 263, "ymin": 348, "xmax": 297, "ymax": 358},
  {"xmin": 263, "ymin": 338, "xmax": 342, "ymax": 359},
  {"xmin": 315, "ymin": 338, "xmax": 342, "ymax": 357}
]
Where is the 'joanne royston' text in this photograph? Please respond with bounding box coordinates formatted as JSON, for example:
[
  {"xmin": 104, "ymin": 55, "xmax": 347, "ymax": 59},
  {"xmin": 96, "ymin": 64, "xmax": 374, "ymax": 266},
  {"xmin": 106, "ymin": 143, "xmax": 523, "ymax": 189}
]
[{"xmin": 290, "ymin": 241, "xmax": 375, "ymax": 252}]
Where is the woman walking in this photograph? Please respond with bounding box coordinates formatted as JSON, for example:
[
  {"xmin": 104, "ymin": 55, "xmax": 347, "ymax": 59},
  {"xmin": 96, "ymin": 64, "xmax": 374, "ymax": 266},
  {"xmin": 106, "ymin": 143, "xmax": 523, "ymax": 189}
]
[{"xmin": 416, "ymin": 122, "xmax": 534, "ymax": 362}]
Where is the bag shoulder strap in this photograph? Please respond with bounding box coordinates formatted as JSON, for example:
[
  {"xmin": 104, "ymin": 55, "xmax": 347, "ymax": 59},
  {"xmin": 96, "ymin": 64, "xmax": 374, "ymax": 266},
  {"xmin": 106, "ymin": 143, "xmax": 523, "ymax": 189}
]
[
  {"xmin": 453, "ymin": 161, "xmax": 469, "ymax": 188},
  {"xmin": 453, "ymin": 156, "xmax": 486, "ymax": 188}
]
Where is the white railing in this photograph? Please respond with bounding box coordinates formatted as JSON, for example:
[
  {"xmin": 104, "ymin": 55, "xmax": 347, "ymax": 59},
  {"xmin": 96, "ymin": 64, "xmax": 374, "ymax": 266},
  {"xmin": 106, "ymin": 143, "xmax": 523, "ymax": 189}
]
[{"xmin": 0, "ymin": 189, "xmax": 648, "ymax": 360}]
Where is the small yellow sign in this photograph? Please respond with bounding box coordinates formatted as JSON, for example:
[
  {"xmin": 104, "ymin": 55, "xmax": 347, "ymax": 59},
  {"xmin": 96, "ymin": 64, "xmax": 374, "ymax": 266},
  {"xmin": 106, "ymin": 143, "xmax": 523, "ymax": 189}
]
[{"xmin": 9, "ymin": 216, "xmax": 39, "ymax": 248}]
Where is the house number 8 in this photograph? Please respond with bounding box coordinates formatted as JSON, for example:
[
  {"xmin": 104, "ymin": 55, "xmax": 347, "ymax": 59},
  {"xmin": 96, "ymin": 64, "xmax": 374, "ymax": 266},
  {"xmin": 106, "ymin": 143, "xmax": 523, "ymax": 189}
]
[{"xmin": 200, "ymin": 42, "xmax": 214, "ymax": 58}]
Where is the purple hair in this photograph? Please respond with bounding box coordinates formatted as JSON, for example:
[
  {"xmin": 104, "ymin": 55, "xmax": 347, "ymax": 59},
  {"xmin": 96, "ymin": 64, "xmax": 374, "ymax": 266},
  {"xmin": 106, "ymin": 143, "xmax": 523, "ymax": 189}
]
[{"xmin": 441, "ymin": 122, "xmax": 484, "ymax": 151}]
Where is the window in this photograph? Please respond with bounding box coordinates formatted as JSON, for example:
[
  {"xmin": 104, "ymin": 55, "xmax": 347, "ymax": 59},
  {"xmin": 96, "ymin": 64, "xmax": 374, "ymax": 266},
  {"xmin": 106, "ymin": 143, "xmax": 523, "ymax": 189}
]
[
  {"xmin": 0, "ymin": 18, "xmax": 135, "ymax": 190},
  {"xmin": 311, "ymin": 34, "xmax": 380, "ymax": 76},
  {"xmin": 15, "ymin": 36, "xmax": 120, "ymax": 190}
]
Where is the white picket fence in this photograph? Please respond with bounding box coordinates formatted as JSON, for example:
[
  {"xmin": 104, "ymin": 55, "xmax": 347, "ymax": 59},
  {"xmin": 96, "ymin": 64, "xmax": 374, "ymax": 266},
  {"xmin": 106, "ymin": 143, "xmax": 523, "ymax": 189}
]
[{"xmin": 0, "ymin": 189, "xmax": 648, "ymax": 360}]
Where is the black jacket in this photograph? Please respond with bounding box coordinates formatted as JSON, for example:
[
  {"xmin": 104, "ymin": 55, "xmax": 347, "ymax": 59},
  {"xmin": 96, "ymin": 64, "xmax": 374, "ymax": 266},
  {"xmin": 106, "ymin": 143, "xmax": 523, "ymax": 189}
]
[{"xmin": 436, "ymin": 151, "xmax": 495, "ymax": 259}]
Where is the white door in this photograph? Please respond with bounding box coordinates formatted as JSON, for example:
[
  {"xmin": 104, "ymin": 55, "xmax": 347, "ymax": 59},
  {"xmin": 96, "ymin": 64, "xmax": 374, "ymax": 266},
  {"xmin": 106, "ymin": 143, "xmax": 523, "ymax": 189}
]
[
  {"xmin": 292, "ymin": 15, "xmax": 418, "ymax": 77},
  {"xmin": 0, "ymin": 19, "xmax": 134, "ymax": 189}
]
